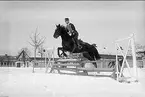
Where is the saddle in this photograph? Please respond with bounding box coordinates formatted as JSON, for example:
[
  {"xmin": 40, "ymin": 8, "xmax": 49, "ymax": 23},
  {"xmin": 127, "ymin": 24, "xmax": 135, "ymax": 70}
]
[{"xmin": 71, "ymin": 38, "xmax": 83, "ymax": 52}]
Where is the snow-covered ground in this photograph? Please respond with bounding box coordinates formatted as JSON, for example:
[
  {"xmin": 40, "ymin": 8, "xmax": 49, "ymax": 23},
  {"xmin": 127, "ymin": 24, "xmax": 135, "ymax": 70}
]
[{"xmin": 0, "ymin": 67, "xmax": 145, "ymax": 97}]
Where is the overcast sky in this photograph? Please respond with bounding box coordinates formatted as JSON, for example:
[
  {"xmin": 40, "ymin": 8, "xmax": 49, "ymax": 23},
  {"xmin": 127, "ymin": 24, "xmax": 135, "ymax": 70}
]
[{"xmin": 0, "ymin": 1, "xmax": 145, "ymax": 56}]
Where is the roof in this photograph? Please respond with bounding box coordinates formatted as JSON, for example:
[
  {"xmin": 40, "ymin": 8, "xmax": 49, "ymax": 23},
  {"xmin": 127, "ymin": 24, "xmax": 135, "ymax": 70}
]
[{"xmin": 0, "ymin": 55, "xmax": 17, "ymax": 61}]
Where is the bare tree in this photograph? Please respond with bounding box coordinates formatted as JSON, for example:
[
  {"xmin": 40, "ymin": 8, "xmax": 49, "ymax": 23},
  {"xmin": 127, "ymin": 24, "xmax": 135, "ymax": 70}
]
[
  {"xmin": 135, "ymin": 43, "xmax": 145, "ymax": 51},
  {"xmin": 38, "ymin": 45, "xmax": 45, "ymax": 58},
  {"xmin": 29, "ymin": 27, "xmax": 45, "ymax": 73},
  {"xmin": 128, "ymin": 43, "xmax": 145, "ymax": 57},
  {"xmin": 134, "ymin": 43, "xmax": 145, "ymax": 57}
]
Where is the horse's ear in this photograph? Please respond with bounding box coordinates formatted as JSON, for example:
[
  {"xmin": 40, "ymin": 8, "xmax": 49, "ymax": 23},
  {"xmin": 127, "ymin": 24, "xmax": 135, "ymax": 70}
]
[
  {"xmin": 55, "ymin": 24, "xmax": 58, "ymax": 27},
  {"xmin": 58, "ymin": 24, "xmax": 60, "ymax": 27}
]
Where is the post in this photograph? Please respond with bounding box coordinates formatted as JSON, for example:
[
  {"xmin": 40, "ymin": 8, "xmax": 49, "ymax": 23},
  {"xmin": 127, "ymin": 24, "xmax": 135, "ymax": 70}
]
[
  {"xmin": 51, "ymin": 47, "xmax": 55, "ymax": 67},
  {"xmin": 143, "ymin": 58, "xmax": 145, "ymax": 68},
  {"xmin": 130, "ymin": 34, "xmax": 138, "ymax": 80},
  {"xmin": 51, "ymin": 47, "xmax": 55, "ymax": 69},
  {"xmin": 45, "ymin": 47, "xmax": 55, "ymax": 73},
  {"xmin": 115, "ymin": 43, "xmax": 119, "ymax": 81},
  {"xmin": 33, "ymin": 47, "xmax": 36, "ymax": 73},
  {"xmin": 44, "ymin": 50, "xmax": 47, "ymax": 68}
]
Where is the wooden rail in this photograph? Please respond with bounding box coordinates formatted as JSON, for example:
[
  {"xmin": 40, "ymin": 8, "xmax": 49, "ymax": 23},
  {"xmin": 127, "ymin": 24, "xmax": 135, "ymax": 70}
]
[{"xmin": 49, "ymin": 58, "xmax": 117, "ymax": 79}]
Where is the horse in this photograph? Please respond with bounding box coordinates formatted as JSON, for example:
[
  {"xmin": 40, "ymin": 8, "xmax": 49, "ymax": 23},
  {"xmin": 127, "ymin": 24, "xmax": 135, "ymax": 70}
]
[{"xmin": 53, "ymin": 24, "xmax": 101, "ymax": 68}]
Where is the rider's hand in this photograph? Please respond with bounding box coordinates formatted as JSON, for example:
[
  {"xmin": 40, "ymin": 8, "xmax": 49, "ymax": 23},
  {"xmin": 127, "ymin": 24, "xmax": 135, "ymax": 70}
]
[{"xmin": 68, "ymin": 31, "xmax": 72, "ymax": 36}]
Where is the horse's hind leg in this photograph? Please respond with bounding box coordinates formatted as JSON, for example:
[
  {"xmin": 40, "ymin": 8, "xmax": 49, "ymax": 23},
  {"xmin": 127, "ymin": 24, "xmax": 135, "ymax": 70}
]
[
  {"xmin": 88, "ymin": 52, "xmax": 98, "ymax": 68},
  {"xmin": 82, "ymin": 52, "xmax": 97, "ymax": 68},
  {"xmin": 93, "ymin": 47, "xmax": 101, "ymax": 60},
  {"xmin": 82, "ymin": 52, "xmax": 93, "ymax": 61}
]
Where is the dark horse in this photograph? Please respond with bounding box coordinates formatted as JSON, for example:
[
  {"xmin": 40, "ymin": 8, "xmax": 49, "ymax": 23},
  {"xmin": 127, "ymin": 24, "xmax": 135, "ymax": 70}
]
[{"xmin": 53, "ymin": 24, "xmax": 101, "ymax": 68}]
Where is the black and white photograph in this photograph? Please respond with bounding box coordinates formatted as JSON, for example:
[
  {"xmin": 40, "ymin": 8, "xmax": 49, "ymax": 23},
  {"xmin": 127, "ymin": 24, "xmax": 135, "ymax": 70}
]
[{"xmin": 0, "ymin": 0, "xmax": 145, "ymax": 97}]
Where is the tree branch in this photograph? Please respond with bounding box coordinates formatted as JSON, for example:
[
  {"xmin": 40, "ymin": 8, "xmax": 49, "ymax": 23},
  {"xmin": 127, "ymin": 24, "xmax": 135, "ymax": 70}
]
[
  {"xmin": 37, "ymin": 37, "xmax": 45, "ymax": 45},
  {"xmin": 28, "ymin": 42, "xmax": 35, "ymax": 47},
  {"xmin": 30, "ymin": 36, "xmax": 36, "ymax": 44}
]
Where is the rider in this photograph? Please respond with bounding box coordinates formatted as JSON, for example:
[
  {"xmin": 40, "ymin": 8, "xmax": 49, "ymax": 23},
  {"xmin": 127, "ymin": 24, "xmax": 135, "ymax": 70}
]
[{"xmin": 64, "ymin": 18, "xmax": 82, "ymax": 49}]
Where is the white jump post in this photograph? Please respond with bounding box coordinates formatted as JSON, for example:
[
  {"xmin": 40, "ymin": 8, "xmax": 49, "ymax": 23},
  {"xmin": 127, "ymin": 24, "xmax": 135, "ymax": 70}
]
[
  {"xmin": 115, "ymin": 33, "xmax": 138, "ymax": 82},
  {"xmin": 130, "ymin": 34, "xmax": 138, "ymax": 80}
]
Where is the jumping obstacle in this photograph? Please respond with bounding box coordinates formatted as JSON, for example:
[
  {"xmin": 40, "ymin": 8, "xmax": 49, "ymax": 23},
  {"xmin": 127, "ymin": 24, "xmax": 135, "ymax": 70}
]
[
  {"xmin": 49, "ymin": 53, "xmax": 117, "ymax": 79},
  {"xmin": 115, "ymin": 33, "xmax": 138, "ymax": 82}
]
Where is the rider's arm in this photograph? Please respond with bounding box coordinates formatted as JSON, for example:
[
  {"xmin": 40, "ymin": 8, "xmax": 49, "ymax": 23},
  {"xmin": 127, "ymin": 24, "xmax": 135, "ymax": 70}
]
[
  {"xmin": 68, "ymin": 24, "xmax": 74, "ymax": 33},
  {"xmin": 70, "ymin": 23, "xmax": 76, "ymax": 31}
]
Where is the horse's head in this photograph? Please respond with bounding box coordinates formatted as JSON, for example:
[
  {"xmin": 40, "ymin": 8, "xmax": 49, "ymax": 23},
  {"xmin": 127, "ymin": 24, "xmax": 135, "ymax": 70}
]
[
  {"xmin": 53, "ymin": 24, "xmax": 61, "ymax": 38},
  {"xmin": 53, "ymin": 24, "xmax": 69, "ymax": 40},
  {"xmin": 53, "ymin": 24, "xmax": 65, "ymax": 39}
]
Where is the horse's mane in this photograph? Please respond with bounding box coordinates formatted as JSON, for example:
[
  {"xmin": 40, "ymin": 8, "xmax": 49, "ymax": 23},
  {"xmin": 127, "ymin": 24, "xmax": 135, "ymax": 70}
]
[
  {"xmin": 59, "ymin": 24, "xmax": 67, "ymax": 33},
  {"xmin": 60, "ymin": 25, "xmax": 66, "ymax": 29}
]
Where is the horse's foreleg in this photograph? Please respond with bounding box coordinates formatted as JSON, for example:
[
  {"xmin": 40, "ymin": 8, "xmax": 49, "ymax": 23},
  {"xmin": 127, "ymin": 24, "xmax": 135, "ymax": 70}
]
[
  {"xmin": 57, "ymin": 47, "xmax": 67, "ymax": 58},
  {"xmin": 62, "ymin": 49, "xmax": 67, "ymax": 57},
  {"xmin": 57, "ymin": 47, "xmax": 62, "ymax": 57}
]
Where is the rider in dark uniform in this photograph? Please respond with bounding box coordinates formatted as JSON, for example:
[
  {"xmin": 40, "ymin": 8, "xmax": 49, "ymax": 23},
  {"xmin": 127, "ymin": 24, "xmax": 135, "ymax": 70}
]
[{"xmin": 65, "ymin": 18, "xmax": 82, "ymax": 49}]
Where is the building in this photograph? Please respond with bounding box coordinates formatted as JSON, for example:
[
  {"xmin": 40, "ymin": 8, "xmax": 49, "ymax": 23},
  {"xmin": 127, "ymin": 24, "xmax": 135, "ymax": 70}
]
[
  {"xmin": 0, "ymin": 53, "xmax": 144, "ymax": 68},
  {"xmin": 0, "ymin": 54, "xmax": 17, "ymax": 67}
]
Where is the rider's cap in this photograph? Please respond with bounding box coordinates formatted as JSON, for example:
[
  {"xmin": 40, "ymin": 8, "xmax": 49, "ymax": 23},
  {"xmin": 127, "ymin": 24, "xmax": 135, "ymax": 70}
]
[{"xmin": 65, "ymin": 18, "xmax": 69, "ymax": 21}]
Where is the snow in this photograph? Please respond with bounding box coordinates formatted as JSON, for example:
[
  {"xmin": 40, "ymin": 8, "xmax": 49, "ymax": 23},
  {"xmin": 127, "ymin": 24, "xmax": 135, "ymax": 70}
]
[{"xmin": 0, "ymin": 67, "xmax": 145, "ymax": 97}]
